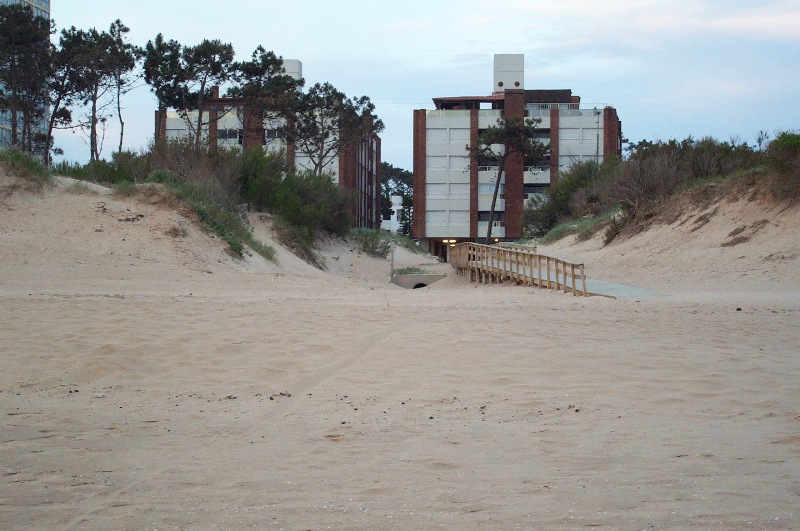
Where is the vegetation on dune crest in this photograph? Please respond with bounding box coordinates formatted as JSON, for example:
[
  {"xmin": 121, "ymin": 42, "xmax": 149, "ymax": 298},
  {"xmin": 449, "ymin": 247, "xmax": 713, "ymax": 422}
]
[
  {"xmin": 523, "ymin": 132, "xmax": 800, "ymax": 245},
  {"xmin": 0, "ymin": 148, "xmax": 52, "ymax": 194},
  {"xmin": 347, "ymin": 229, "xmax": 429, "ymax": 260},
  {"xmin": 48, "ymin": 142, "xmax": 364, "ymax": 265}
]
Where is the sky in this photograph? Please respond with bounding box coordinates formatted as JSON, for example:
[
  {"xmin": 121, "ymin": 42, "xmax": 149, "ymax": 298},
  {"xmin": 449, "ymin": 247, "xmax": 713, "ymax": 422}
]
[{"xmin": 51, "ymin": 0, "xmax": 800, "ymax": 169}]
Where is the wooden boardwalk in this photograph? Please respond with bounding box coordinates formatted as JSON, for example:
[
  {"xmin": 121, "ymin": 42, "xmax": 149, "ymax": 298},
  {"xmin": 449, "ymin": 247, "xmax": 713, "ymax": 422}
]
[{"xmin": 449, "ymin": 242, "xmax": 589, "ymax": 297}]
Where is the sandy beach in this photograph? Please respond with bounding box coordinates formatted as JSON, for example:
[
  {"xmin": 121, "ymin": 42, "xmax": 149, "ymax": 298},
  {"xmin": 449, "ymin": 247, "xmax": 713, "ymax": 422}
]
[{"xmin": 2, "ymin": 176, "xmax": 799, "ymax": 529}]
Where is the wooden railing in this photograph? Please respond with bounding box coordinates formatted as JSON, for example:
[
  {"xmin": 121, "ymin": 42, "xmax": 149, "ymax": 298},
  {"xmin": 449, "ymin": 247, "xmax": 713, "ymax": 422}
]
[{"xmin": 450, "ymin": 242, "xmax": 588, "ymax": 296}]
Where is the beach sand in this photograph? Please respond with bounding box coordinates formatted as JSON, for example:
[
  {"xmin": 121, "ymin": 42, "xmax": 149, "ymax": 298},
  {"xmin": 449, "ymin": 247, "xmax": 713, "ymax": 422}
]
[{"xmin": 2, "ymin": 176, "xmax": 799, "ymax": 529}]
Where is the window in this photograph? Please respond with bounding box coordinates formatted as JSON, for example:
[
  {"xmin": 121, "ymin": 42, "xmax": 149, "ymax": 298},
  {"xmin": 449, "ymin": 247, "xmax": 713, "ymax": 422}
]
[
  {"xmin": 478, "ymin": 211, "xmax": 505, "ymax": 226},
  {"xmin": 217, "ymin": 128, "xmax": 240, "ymax": 140},
  {"xmin": 524, "ymin": 183, "xmax": 549, "ymax": 195},
  {"xmin": 478, "ymin": 183, "xmax": 505, "ymax": 197}
]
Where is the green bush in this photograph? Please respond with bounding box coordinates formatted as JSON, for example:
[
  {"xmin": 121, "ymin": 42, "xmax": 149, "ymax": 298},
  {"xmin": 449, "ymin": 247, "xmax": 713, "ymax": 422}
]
[
  {"xmin": 239, "ymin": 148, "xmax": 286, "ymax": 211},
  {"xmin": 0, "ymin": 148, "xmax": 50, "ymax": 186},
  {"xmin": 768, "ymin": 132, "xmax": 800, "ymax": 173},
  {"xmin": 274, "ymin": 171, "xmax": 352, "ymax": 238},
  {"xmin": 522, "ymin": 160, "xmax": 609, "ymax": 238},
  {"xmin": 51, "ymin": 160, "xmax": 87, "ymax": 179}
]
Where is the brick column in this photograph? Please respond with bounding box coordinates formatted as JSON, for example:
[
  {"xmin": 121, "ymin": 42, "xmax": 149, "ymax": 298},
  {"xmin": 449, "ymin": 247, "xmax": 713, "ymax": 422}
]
[
  {"xmin": 469, "ymin": 108, "xmax": 479, "ymax": 240},
  {"xmin": 503, "ymin": 90, "xmax": 525, "ymax": 239},
  {"xmin": 373, "ymin": 135, "xmax": 382, "ymax": 228},
  {"xmin": 549, "ymin": 108, "xmax": 560, "ymax": 185},
  {"xmin": 603, "ymin": 107, "xmax": 622, "ymax": 158},
  {"xmin": 412, "ymin": 109, "xmax": 427, "ymax": 239}
]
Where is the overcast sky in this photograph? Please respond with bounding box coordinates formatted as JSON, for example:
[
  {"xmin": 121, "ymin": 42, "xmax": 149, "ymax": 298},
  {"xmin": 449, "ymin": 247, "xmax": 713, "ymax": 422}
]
[{"xmin": 52, "ymin": 0, "xmax": 800, "ymax": 169}]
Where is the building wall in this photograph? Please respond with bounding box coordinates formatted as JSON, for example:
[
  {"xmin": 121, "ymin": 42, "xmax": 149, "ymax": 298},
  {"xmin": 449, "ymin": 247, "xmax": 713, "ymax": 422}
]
[
  {"xmin": 422, "ymin": 109, "xmax": 472, "ymax": 239},
  {"xmin": 413, "ymin": 98, "xmax": 622, "ymax": 247},
  {"xmin": 380, "ymin": 194, "xmax": 403, "ymax": 232}
]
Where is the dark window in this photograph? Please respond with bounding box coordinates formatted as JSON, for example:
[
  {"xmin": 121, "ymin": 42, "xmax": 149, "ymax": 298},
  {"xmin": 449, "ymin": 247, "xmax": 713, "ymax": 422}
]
[
  {"xmin": 478, "ymin": 211, "xmax": 505, "ymax": 222},
  {"xmin": 524, "ymin": 184, "xmax": 550, "ymax": 195}
]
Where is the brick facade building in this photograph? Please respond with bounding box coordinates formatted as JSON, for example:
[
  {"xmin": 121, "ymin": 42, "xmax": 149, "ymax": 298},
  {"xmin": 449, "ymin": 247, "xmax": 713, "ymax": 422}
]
[
  {"xmin": 155, "ymin": 74, "xmax": 382, "ymax": 229},
  {"xmin": 412, "ymin": 54, "xmax": 622, "ymax": 257}
]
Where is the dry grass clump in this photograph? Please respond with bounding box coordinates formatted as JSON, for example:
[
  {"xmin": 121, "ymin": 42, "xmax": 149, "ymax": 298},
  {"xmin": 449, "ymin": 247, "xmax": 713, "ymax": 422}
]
[
  {"xmin": 164, "ymin": 224, "xmax": 189, "ymax": 238},
  {"xmin": 0, "ymin": 148, "xmax": 52, "ymax": 196},
  {"xmin": 64, "ymin": 181, "xmax": 98, "ymax": 195},
  {"xmin": 112, "ymin": 181, "xmax": 183, "ymax": 210}
]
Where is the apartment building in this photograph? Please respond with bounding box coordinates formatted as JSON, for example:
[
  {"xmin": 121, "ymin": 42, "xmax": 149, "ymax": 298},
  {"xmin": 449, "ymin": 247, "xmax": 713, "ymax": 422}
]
[
  {"xmin": 412, "ymin": 54, "xmax": 622, "ymax": 257},
  {"xmin": 155, "ymin": 60, "xmax": 382, "ymax": 229},
  {"xmin": 0, "ymin": 0, "xmax": 50, "ymax": 149},
  {"xmin": 0, "ymin": 0, "xmax": 48, "ymax": 17}
]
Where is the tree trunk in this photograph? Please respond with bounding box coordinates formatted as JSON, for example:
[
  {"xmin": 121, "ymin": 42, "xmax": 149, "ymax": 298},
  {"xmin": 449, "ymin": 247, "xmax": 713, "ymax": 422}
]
[
  {"xmin": 90, "ymin": 84, "xmax": 99, "ymax": 162},
  {"xmin": 8, "ymin": 54, "xmax": 18, "ymax": 146},
  {"xmin": 485, "ymin": 156, "xmax": 507, "ymax": 244},
  {"xmin": 116, "ymin": 81, "xmax": 124, "ymax": 153},
  {"xmin": 154, "ymin": 103, "xmax": 165, "ymax": 145},
  {"xmin": 194, "ymin": 79, "xmax": 207, "ymax": 149}
]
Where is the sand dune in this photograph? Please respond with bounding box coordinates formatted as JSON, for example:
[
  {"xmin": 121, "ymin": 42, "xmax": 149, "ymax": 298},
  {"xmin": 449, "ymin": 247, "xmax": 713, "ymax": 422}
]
[{"xmin": 1, "ymin": 175, "xmax": 799, "ymax": 529}]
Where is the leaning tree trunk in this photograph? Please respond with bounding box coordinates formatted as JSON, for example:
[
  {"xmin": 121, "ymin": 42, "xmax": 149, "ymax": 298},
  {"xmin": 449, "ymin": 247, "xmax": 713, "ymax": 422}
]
[
  {"xmin": 485, "ymin": 156, "xmax": 507, "ymax": 244},
  {"xmin": 90, "ymin": 86, "xmax": 99, "ymax": 162},
  {"xmin": 116, "ymin": 81, "xmax": 125, "ymax": 153}
]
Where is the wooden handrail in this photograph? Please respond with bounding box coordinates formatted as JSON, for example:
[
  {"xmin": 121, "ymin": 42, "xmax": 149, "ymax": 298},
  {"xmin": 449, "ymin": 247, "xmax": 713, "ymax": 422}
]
[{"xmin": 450, "ymin": 242, "xmax": 588, "ymax": 296}]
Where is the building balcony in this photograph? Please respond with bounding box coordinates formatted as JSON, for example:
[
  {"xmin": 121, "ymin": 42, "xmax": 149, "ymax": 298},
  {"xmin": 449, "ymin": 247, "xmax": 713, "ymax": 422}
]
[
  {"xmin": 477, "ymin": 222, "xmax": 505, "ymax": 239},
  {"xmin": 524, "ymin": 167, "xmax": 550, "ymax": 184},
  {"xmin": 478, "ymin": 198, "xmax": 505, "ymax": 211}
]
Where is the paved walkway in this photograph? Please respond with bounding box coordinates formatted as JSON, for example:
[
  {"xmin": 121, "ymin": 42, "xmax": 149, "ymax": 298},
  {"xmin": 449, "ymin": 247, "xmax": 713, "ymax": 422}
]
[
  {"xmin": 532, "ymin": 269, "xmax": 666, "ymax": 298},
  {"xmin": 468, "ymin": 258, "xmax": 666, "ymax": 298}
]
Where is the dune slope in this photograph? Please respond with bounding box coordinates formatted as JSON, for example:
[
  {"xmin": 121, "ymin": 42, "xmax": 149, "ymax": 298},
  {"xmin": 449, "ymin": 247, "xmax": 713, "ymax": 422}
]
[{"xmin": 1, "ymin": 176, "xmax": 798, "ymax": 529}]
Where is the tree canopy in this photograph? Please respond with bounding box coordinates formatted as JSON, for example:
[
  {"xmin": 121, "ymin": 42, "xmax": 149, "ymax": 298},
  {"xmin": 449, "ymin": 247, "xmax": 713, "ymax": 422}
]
[
  {"xmin": 289, "ymin": 82, "xmax": 384, "ymax": 175},
  {"xmin": 0, "ymin": 11, "xmax": 383, "ymax": 173},
  {"xmin": 0, "ymin": 3, "xmax": 52, "ymax": 153}
]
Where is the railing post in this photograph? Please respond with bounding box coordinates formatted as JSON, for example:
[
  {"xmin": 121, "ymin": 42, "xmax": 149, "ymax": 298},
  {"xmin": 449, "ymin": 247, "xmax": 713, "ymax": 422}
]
[
  {"xmin": 580, "ymin": 263, "xmax": 587, "ymax": 296},
  {"xmin": 454, "ymin": 244, "xmax": 589, "ymax": 297},
  {"xmin": 570, "ymin": 263, "xmax": 577, "ymax": 296},
  {"xmin": 546, "ymin": 256, "xmax": 551, "ymax": 289}
]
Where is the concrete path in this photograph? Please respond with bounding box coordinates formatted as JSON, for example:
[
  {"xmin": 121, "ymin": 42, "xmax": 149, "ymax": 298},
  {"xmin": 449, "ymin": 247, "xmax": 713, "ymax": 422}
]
[
  {"xmin": 468, "ymin": 258, "xmax": 666, "ymax": 298},
  {"xmin": 531, "ymin": 269, "xmax": 666, "ymax": 298}
]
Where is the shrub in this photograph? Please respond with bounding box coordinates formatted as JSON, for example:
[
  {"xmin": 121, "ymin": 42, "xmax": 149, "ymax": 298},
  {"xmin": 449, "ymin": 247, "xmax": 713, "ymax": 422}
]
[
  {"xmin": 767, "ymin": 132, "xmax": 800, "ymax": 199},
  {"xmin": 522, "ymin": 159, "xmax": 610, "ymax": 238},
  {"xmin": 111, "ymin": 180, "xmax": 137, "ymax": 197},
  {"xmin": 587, "ymin": 136, "xmax": 763, "ymax": 217},
  {"xmin": 143, "ymin": 169, "xmax": 275, "ymax": 262},
  {"xmin": 274, "ymin": 171, "xmax": 352, "ymax": 238},
  {"xmin": 146, "ymin": 139, "xmax": 241, "ymax": 203},
  {"xmin": 239, "ymin": 148, "xmax": 286, "ymax": 211},
  {"xmin": 349, "ymin": 228, "xmax": 391, "ymax": 258},
  {"xmin": 389, "ymin": 232, "xmax": 426, "ymax": 254},
  {"xmin": 271, "ymin": 215, "xmax": 322, "ymax": 268},
  {"xmin": 51, "ymin": 160, "xmax": 87, "ymax": 179}
]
